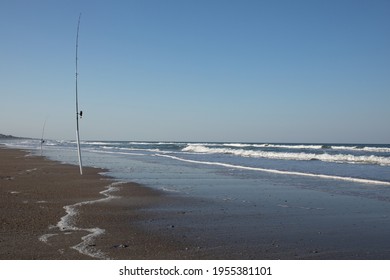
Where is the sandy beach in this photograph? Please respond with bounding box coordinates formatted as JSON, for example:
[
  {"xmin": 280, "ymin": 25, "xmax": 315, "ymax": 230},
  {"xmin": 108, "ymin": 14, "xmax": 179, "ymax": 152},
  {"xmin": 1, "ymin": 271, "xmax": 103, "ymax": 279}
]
[{"xmin": 2, "ymin": 145, "xmax": 390, "ymax": 260}]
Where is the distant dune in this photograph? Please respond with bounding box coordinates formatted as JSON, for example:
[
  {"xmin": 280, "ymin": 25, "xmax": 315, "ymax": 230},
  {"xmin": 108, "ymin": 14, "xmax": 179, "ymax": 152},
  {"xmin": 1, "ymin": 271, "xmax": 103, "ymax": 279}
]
[{"xmin": 0, "ymin": 133, "xmax": 22, "ymax": 139}]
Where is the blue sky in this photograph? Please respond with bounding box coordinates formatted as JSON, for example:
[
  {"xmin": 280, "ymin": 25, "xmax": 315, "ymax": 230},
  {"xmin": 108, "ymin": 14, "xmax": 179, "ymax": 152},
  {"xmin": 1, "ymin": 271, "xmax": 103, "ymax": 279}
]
[{"xmin": 1, "ymin": 0, "xmax": 389, "ymax": 143}]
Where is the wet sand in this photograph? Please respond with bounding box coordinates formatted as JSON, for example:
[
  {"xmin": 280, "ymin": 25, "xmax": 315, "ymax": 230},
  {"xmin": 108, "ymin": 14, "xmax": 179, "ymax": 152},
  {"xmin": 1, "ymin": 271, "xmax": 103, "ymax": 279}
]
[{"xmin": 0, "ymin": 147, "xmax": 196, "ymax": 259}]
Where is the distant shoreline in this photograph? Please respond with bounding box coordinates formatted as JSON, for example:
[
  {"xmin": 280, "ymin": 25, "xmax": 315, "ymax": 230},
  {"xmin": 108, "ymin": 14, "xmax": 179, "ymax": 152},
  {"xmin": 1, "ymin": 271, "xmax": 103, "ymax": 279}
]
[{"xmin": 0, "ymin": 133, "xmax": 28, "ymax": 139}]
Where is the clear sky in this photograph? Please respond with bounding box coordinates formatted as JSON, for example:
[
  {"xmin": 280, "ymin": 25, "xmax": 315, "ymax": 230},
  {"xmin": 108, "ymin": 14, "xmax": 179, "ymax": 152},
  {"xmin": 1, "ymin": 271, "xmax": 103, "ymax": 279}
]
[{"xmin": 1, "ymin": 0, "xmax": 389, "ymax": 143}]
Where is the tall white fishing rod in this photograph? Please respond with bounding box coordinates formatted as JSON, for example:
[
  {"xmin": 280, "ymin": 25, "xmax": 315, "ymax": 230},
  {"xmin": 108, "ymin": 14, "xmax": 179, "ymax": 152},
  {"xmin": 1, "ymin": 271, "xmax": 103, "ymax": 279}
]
[{"xmin": 75, "ymin": 13, "xmax": 83, "ymax": 175}]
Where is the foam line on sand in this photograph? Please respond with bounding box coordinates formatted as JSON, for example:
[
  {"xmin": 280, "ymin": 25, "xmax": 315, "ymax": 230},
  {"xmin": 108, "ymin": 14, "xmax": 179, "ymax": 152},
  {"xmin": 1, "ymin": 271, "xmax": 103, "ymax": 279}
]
[{"xmin": 39, "ymin": 182, "xmax": 123, "ymax": 259}]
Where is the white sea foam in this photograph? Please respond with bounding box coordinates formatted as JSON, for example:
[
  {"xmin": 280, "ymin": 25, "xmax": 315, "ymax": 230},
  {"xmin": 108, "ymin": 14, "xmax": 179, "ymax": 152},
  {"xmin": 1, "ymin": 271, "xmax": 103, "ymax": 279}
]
[
  {"xmin": 128, "ymin": 141, "xmax": 155, "ymax": 145},
  {"xmin": 219, "ymin": 143, "xmax": 325, "ymax": 149},
  {"xmin": 258, "ymin": 144, "xmax": 390, "ymax": 153},
  {"xmin": 102, "ymin": 146, "xmax": 115, "ymax": 149},
  {"xmin": 214, "ymin": 143, "xmax": 390, "ymax": 153},
  {"xmin": 38, "ymin": 233, "xmax": 58, "ymax": 243},
  {"xmin": 361, "ymin": 147, "xmax": 390, "ymax": 153},
  {"xmin": 254, "ymin": 144, "xmax": 325, "ymax": 149},
  {"xmin": 182, "ymin": 144, "xmax": 390, "ymax": 166},
  {"xmin": 81, "ymin": 141, "xmax": 109, "ymax": 145},
  {"xmin": 39, "ymin": 182, "xmax": 123, "ymax": 259},
  {"xmin": 157, "ymin": 154, "xmax": 390, "ymax": 186},
  {"xmin": 223, "ymin": 143, "xmax": 252, "ymax": 148},
  {"xmin": 127, "ymin": 141, "xmax": 187, "ymax": 145}
]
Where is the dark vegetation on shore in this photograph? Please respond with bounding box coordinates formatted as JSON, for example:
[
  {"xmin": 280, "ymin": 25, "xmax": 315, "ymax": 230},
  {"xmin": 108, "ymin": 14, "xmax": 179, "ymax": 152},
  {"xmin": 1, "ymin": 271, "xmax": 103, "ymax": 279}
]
[{"xmin": 0, "ymin": 133, "xmax": 25, "ymax": 139}]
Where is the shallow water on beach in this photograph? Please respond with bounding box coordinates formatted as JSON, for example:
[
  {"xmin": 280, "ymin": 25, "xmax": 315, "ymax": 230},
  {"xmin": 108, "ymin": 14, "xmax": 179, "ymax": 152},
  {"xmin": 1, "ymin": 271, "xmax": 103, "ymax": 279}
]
[
  {"xmin": 4, "ymin": 139, "xmax": 390, "ymax": 258},
  {"xmin": 4, "ymin": 139, "xmax": 390, "ymax": 192}
]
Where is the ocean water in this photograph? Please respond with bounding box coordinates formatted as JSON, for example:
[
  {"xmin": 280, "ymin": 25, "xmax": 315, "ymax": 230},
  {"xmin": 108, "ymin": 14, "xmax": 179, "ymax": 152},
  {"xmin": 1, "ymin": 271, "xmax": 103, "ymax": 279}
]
[{"xmin": 4, "ymin": 139, "xmax": 390, "ymax": 258}]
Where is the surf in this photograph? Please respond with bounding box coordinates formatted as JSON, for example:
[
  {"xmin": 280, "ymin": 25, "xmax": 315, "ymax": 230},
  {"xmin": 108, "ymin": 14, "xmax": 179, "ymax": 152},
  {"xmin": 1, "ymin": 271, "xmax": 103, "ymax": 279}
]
[
  {"xmin": 156, "ymin": 154, "xmax": 390, "ymax": 186},
  {"xmin": 182, "ymin": 144, "xmax": 390, "ymax": 166}
]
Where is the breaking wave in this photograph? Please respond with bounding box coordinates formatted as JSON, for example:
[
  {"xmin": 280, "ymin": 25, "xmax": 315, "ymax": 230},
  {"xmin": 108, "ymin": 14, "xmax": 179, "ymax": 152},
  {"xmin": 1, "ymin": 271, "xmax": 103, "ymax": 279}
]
[{"xmin": 182, "ymin": 144, "xmax": 390, "ymax": 166}]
